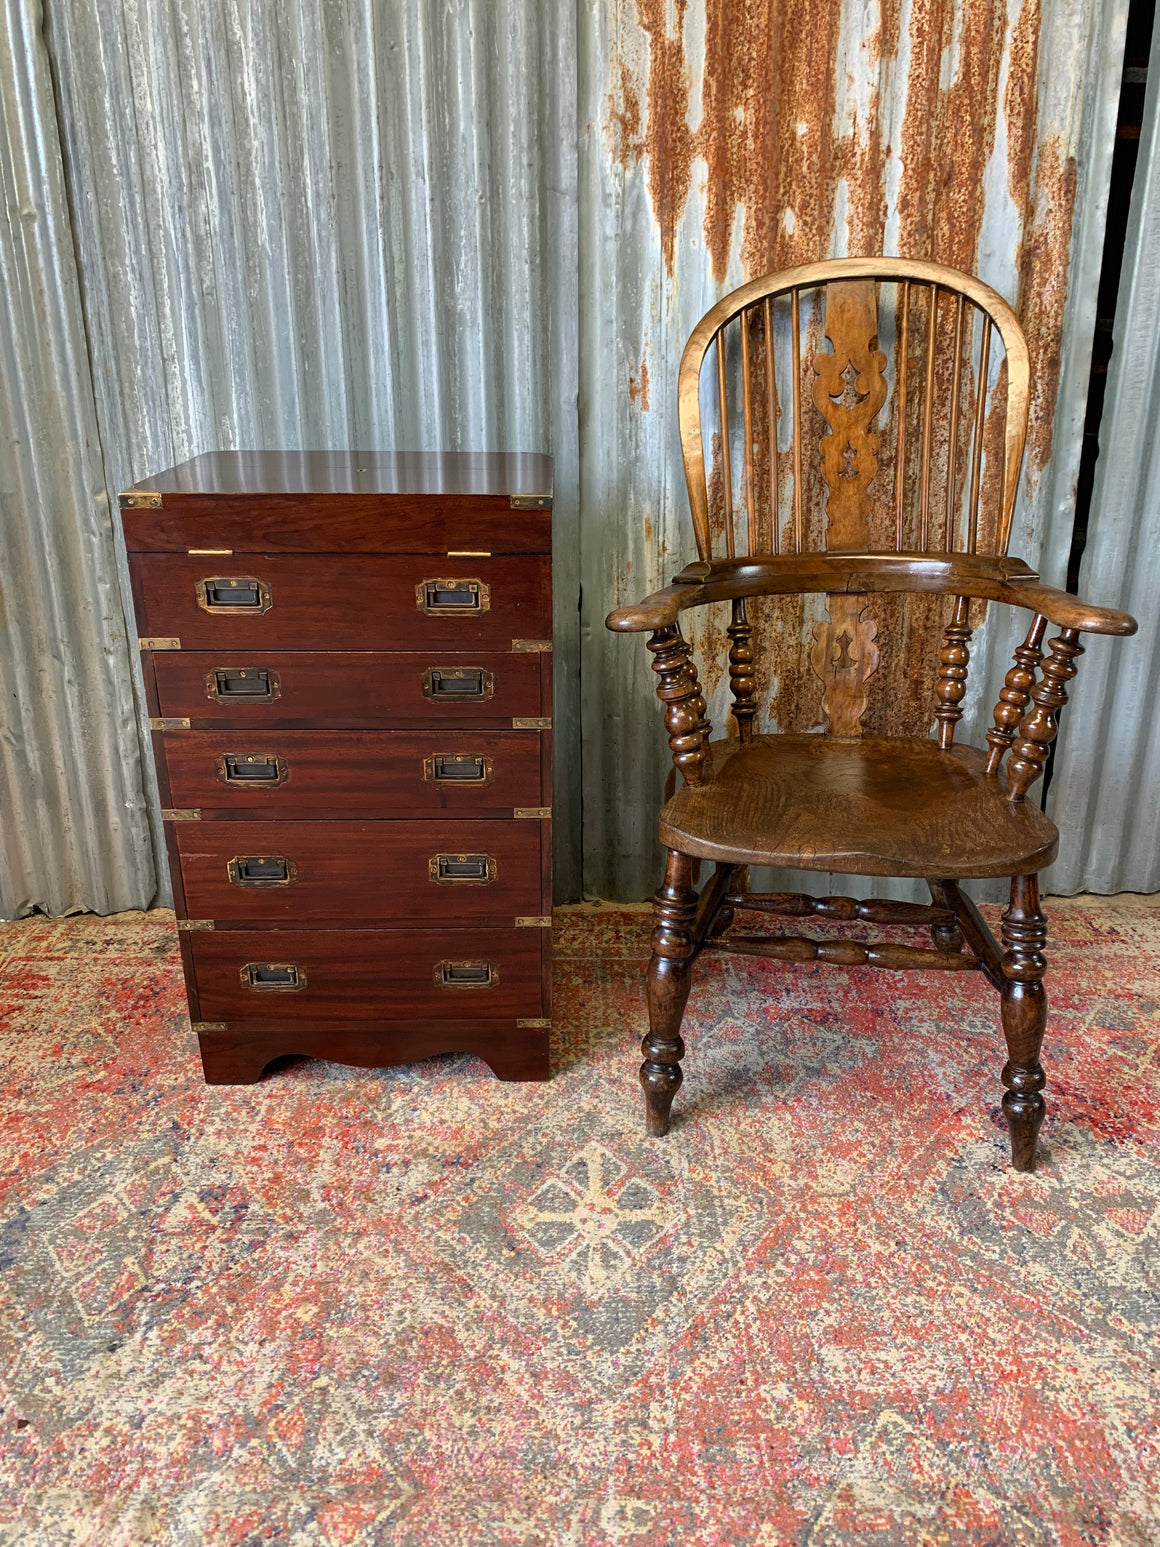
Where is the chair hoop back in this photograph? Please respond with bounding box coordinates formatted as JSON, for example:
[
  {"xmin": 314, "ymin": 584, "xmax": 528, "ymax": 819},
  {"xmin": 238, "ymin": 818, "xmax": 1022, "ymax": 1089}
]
[{"xmin": 677, "ymin": 257, "xmax": 1031, "ymax": 562}]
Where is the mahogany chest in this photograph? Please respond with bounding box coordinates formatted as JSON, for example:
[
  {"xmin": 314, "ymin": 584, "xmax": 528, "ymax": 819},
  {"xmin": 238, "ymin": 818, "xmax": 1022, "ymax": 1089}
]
[{"xmin": 121, "ymin": 450, "xmax": 553, "ymax": 1084}]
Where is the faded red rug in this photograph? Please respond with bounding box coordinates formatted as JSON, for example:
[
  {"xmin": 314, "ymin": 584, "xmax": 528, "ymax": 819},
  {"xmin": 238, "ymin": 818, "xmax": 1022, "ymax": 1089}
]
[{"xmin": 1, "ymin": 901, "xmax": 1158, "ymax": 1545}]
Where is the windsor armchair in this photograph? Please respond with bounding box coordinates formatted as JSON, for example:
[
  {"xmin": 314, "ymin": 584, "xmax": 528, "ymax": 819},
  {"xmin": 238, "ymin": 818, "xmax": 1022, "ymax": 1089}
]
[{"xmin": 606, "ymin": 257, "xmax": 1137, "ymax": 1171}]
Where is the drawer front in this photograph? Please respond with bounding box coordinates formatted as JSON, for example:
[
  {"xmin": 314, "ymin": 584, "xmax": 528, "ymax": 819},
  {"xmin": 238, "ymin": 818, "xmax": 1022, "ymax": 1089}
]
[
  {"xmin": 152, "ymin": 650, "xmax": 543, "ymax": 727},
  {"xmin": 133, "ymin": 554, "xmax": 550, "ymax": 651},
  {"xmin": 161, "ymin": 730, "xmax": 544, "ymax": 815},
  {"xmin": 191, "ymin": 927, "xmax": 543, "ymax": 1020},
  {"xmin": 175, "ymin": 820, "xmax": 543, "ymax": 924},
  {"xmin": 122, "ymin": 496, "xmax": 551, "ymax": 558}
]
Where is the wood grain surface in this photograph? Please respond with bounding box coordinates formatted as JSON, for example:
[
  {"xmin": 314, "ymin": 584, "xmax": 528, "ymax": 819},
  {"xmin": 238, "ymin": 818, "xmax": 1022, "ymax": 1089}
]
[
  {"xmin": 190, "ymin": 926, "xmax": 544, "ymax": 1021},
  {"xmin": 175, "ymin": 819, "xmax": 542, "ymax": 924},
  {"xmin": 132, "ymin": 554, "xmax": 551, "ymax": 650},
  {"xmin": 152, "ymin": 650, "xmax": 544, "ymax": 728},
  {"xmin": 160, "ymin": 730, "xmax": 545, "ymax": 816},
  {"xmin": 195, "ymin": 1017, "xmax": 551, "ymax": 1084},
  {"xmin": 658, "ymin": 734, "xmax": 1058, "ymax": 878},
  {"xmin": 122, "ymin": 450, "xmax": 553, "ymax": 554}
]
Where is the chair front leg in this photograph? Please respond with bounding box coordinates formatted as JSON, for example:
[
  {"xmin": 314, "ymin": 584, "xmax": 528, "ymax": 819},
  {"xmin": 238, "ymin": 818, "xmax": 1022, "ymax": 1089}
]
[
  {"xmin": 642, "ymin": 848, "xmax": 698, "ymax": 1136},
  {"xmin": 1000, "ymin": 873, "xmax": 1048, "ymax": 1171}
]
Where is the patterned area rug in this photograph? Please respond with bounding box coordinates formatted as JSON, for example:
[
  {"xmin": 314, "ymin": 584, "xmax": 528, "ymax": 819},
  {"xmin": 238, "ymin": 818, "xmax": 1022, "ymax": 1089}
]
[{"xmin": 1, "ymin": 901, "xmax": 1158, "ymax": 1546}]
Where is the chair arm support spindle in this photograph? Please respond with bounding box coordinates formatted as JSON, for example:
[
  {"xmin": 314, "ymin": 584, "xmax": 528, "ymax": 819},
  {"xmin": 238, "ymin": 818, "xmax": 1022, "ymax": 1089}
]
[
  {"xmin": 647, "ymin": 625, "xmax": 710, "ymax": 787},
  {"xmin": 1006, "ymin": 627, "xmax": 1084, "ymax": 802},
  {"xmin": 727, "ymin": 597, "xmax": 758, "ymax": 743},
  {"xmin": 986, "ymin": 613, "xmax": 1048, "ymax": 773},
  {"xmin": 935, "ymin": 595, "xmax": 973, "ymax": 749}
]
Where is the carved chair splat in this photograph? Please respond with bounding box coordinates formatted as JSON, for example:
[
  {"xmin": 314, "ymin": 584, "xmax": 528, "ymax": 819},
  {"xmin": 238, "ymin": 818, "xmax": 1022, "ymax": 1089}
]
[{"xmin": 607, "ymin": 257, "xmax": 1138, "ymax": 1171}]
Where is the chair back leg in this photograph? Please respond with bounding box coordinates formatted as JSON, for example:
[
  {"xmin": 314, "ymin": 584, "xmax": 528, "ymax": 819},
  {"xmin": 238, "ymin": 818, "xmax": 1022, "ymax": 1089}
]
[
  {"xmin": 643, "ymin": 849, "xmax": 698, "ymax": 1136},
  {"xmin": 927, "ymin": 878, "xmax": 966, "ymax": 953}
]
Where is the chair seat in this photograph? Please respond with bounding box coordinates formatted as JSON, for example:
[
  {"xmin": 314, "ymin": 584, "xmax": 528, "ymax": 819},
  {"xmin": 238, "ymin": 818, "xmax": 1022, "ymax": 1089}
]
[{"xmin": 658, "ymin": 734, "xmax": 1059, "ymax": 879}]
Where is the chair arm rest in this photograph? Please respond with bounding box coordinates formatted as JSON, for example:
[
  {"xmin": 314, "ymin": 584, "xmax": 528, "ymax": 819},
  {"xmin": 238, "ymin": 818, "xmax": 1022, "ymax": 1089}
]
[
  {"xmin": 606, "ymin": 584, "xmax": 705, "ymax": 632},
  {"xmin": 996, "ymin": 582, "xmax": 1137, "ymax": 636},
  {"xmin": 605, "ymin": 553, "xmax": 1045, "ymax": 632},
  {"xmin": 605, "ymin": 559, "xmax": 1139, "ymax": 638}
]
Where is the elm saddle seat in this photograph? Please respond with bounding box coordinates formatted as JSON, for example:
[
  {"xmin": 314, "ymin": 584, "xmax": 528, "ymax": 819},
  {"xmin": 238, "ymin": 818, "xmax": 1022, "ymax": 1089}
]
[
  {"xmin": 660, "ymin": 734, "xmax": 1058, "ymax": 879},
  {"xmin": 607, "ymin": 258, "xmax": 1137, "ymax": 1172}
]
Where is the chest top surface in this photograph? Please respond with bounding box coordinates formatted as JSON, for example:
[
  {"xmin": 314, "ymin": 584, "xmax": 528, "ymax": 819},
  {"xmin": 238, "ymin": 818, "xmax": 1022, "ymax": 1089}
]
[{"xmin": 124, "ymin": 450, "xmax": 553, "ymax": 499}]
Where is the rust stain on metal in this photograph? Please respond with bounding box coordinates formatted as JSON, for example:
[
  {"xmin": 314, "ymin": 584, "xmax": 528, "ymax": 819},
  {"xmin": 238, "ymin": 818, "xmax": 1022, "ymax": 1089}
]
[
  {"xmin": 617, "ymin": 0, "xmax": 844, "ymax": 279},
  {"xmin": 693, "ymin": 601, "xmax": 730, "ymax": 706},
  {"xmin": 705, "ymin": 428, "xmax": 728, "ymax": 554},
  {"xmin": 609, "ymin": 0, "xmax": 1071, "ymax": 484},
  {"xmin": 627, "ymin": 0, "xmax": 695, "ymax": 272},
  {"xmin": 609, "ymin": 55, "xmax": 643, "ymax": 160},
  {"xmin": 1014, "ymin": 140, "xmax": 1079, "ymax": 474},
  {"xmin": 629, "ymin": 358, "xmax": 650, "ymax": 409}
]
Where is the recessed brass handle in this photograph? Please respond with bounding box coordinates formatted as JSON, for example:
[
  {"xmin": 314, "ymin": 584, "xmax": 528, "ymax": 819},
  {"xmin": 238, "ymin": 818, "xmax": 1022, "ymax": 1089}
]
[
  {"xmin": 205, "ymin": 667, "xmax": 281, "ymax": 702},
  {"xmin": 217, "ymin": 753, "xmax": 288, "ymax": 787},
  {"xmin": 241, "ymin": 962, "xmax": 305, "ymax": 991},
  {"xmin": 428, "ymin": 853, "xmax": 497, "ymax": 884},
  {"xmin": 423, "ymin": 753, "xmax": 493, "ymax": 785},
  {"xmin": 196, "ymin": 576, "xmax": 272, "ymax": 614},
  {"xmin": 228, "ymin": 855, "xmax": 296, "ymax": 887},
  {"xmin": 415, "ymin": 578, "xmax": 490, "ymax": 615},
  {"xmin": 421, "ymin": 667, "xmax": 494, "ymax": 701},
  {"xmin": 434, "ymin": 960, "xmax": 498, "ymax": 988}
]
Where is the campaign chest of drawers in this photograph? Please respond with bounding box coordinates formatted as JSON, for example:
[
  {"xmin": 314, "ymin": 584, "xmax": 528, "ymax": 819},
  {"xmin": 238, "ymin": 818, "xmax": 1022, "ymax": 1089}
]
[{"xmin": 121, "ymin": 450, "xmax": 553, "ymax": 1084}]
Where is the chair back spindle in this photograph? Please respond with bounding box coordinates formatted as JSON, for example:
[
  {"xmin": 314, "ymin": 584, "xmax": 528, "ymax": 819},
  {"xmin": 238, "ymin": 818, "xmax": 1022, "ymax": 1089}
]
[{"xmin": 763, "ymin": 296, "xmax": 779, "ymax": 555}]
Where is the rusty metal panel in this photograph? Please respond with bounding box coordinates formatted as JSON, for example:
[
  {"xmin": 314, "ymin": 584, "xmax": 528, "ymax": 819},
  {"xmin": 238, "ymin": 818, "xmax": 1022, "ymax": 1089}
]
[
  {"xmin": 1048, "ymin": 5, "xmax": 1160, "ymax": 895},
  {"xmin": 580, "ymin": 0, "xmax": 1131, "ymax": 900}
]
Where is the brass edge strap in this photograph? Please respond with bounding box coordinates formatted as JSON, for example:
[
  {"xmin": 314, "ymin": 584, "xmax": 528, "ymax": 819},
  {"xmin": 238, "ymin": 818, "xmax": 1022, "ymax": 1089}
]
[
  {"xmin": 162, "ymin": 808, "xmax": 201, "ymax": 820},
  {"xmin": 515, "ymin": 916, "xmax": 552, "ymax": 928},
  {"xmin": 511, "ymin": 639, "xmax": 553, "ymax": 652},
  {"xmin": 150, "ymin": 717, "xmax": 190, "ymax": 730},
  {"xmin": 191, "ymin": 1022, "xmax": 228, "ymax": 1032},
  {"xmin": 139, "ymin": 637, "xmax": 181, "ymax": 650},
  {"xmin": 516, "ymin": 1018, "xmax": 552, "ymax": 1028},
  {"xmin": 513, "ymin": 807, "xmax": 552, "ymax": 819},
  {"xmin": 120, "ymin": 491, "xmax": 161, "ymax": 508},
  {"xmin": 176, "ymin": 920, "xmax": 214, "ymax": 931},
  {"xmin": 509, "ymin": 494, "xmax": 552, "ymax": 509},
  {"xmin": 512, "ymin": 717, "xmax": 551, "ymax": 729}
]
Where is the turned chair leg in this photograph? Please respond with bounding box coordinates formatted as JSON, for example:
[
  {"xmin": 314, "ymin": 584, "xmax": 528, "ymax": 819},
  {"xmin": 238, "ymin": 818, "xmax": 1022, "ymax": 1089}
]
[
  {"xmin": 999, "ymin": 873, "xmax": 1048, "ymax": 1171},
  {"xmin": 707, "ymin": 862, "xmax": 745, "ymax": 939},
  {"xmin": 642, "ymin": 848, "xmax": 698, "ymax": 1137}
]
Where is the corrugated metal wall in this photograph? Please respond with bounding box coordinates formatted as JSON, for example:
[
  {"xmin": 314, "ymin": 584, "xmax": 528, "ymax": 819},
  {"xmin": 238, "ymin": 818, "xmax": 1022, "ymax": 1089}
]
[
  {"xmin": 1048, "ymin": 3, "xmax": 1160, "ymax": 895},
  {"xmin": 0, "ymin": 0, "xmax": 1148, "ymax": 917}
]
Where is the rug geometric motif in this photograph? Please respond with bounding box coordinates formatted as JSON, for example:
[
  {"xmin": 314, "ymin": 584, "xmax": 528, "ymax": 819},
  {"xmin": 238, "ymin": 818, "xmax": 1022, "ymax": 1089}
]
[{"xmin": 1, "ymin": 901, "xmax": 1158, "ymax": 1544}]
